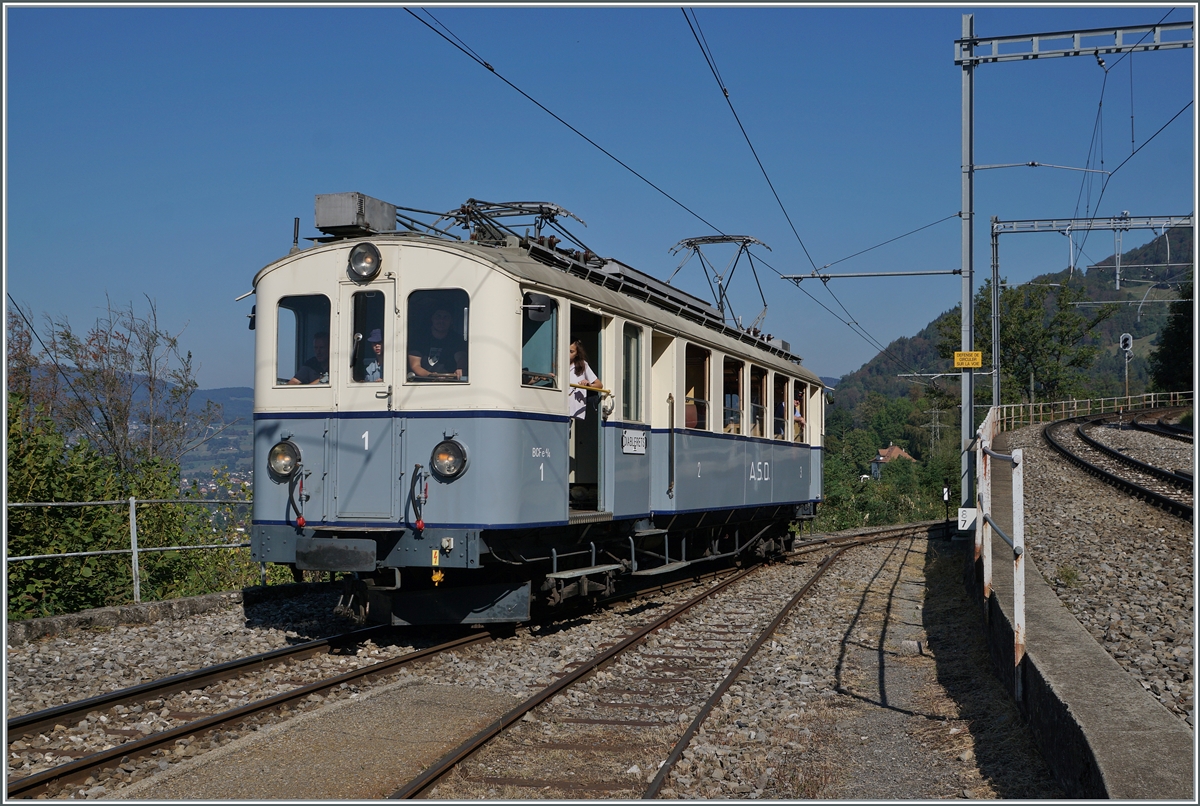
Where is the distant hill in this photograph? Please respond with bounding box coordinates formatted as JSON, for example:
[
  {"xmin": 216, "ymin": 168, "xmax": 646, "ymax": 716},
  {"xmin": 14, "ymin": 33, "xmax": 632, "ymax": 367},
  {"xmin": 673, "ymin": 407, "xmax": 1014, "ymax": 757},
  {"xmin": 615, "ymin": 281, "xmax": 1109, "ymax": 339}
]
[
  {"xmin": 181, "ymin": 386, "xmax": 253, "ymax": 481},
  {"xmin": 831, "ymin": 227, "xmax": 1192, "ymax": 411},
  {"xmin": 819, "ymin": 376, "xmax": 841, "ymax": 389}
]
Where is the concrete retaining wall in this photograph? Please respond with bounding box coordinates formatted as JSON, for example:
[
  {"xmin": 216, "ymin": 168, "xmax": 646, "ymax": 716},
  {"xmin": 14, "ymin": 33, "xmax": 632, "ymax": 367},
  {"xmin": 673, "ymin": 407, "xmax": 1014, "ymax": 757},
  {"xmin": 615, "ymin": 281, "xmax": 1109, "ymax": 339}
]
[
  {"xmin": 6, "ymin": 583, "xmax": 333, "ymax": 647},
  {"xmin": 966, "ymin": 432, "xmax": 1193, "ymax": 799}
]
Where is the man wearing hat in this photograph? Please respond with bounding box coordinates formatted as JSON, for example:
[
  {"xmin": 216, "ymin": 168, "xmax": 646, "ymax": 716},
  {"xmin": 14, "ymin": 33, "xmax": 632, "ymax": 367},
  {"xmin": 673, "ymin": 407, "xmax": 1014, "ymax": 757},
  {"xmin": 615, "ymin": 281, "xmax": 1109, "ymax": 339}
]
[{"xmin": 363, "ymin": 328, "xmax": 384, "ymax": 381}]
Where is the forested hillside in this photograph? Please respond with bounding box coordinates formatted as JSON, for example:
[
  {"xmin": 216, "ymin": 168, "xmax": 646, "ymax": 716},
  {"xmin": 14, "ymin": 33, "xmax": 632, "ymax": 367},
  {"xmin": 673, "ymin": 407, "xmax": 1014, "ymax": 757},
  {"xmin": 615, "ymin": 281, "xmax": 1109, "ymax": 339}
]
[
  {"xmin": 812, "ymin": 227, "xmax": 1193, "ymax": 532},
  {"xmin": 833, "ymin": 227, "xmax": 1192, "ymax": 411}
]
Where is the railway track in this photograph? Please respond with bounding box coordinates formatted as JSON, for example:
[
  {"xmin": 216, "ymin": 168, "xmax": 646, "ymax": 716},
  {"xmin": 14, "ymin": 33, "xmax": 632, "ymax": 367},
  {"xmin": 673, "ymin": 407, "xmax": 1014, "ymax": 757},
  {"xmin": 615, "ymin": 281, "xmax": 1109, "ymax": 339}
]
[
  {"xmin": 391, "ymin": 523, "xmax": 939, "ymax": 799},
  {"xmin": 1132, "ymin": 409, "xmax": 1194, "ymax": 444},
  {"xmin": 5, "ymin": 523, "xmax": 941, "ymax": 800},
  {"xmin": 3, "ymin": 546, "xmax": 769, "ymax": 799},
  {"xmin": 5, "ymin": 628, "xmax": 490, "ymax": 799},
  {"xmin": 1043, "ymin": 412, "xmax": 1194, "ymax": 522}
]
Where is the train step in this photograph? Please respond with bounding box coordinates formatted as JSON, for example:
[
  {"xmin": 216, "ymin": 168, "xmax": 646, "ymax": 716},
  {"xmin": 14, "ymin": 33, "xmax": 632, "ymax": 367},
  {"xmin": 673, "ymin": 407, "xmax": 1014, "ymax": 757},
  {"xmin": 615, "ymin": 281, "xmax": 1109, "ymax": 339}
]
[
  {"xmin": 545, "ymin": 563, "xmax": 623, "ymax": 580},
  {"xmin": 632, "ymin": 528, "xmax": 668, "ymax": 537},
  {"xmin": 631, "ymin": 560, "xmax": 692, "ymax": 576}
]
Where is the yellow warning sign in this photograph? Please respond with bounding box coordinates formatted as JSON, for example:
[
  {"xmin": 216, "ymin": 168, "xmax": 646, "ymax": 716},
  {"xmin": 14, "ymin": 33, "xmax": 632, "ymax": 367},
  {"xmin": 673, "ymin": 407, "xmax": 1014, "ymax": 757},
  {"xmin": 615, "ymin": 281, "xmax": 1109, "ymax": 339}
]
[
  {"xmin": 954, "ymin": 351, "xmax": 983, "ymax": 368},
  {"xmin": 431, "ymin": 550, "xmax": 440, "ymax": 566}
]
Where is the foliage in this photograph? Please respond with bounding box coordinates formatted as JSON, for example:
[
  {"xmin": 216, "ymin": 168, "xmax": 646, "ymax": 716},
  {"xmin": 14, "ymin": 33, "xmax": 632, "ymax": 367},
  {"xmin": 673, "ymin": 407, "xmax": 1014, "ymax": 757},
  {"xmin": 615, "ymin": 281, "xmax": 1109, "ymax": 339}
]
[
  {"xmin": 835, "ymin": 228, "xmax": 1192, "ymax": 407},
  {"xmin": 5, "ymin": 303, "xmax": 262, "ymax": 620},
  {"xmin": 815, "ymin": 385, "xmax": 959, "ymax": 531},
  {"xmin": 815, "ymin": 229, "xmax": 1191, "ymax": 532},
  {"xmin": 31, "ymin": 297, "xmax": 223, "ymax": 474},
  {"xmin": 936, "ymin": 277, "xmax": 1118, "ymax": 405},
  {"xmin": 1148, "ymin": 281, "xmax": 1194, "ymax": 393}
]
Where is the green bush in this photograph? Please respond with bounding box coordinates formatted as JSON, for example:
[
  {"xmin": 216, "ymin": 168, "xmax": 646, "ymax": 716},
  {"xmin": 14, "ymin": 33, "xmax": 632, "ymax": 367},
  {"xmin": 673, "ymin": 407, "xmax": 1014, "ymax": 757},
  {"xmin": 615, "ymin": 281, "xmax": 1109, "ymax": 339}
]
[{"xmin": 6, "ymin": 394, "xmax": 275, "ymax": 620}]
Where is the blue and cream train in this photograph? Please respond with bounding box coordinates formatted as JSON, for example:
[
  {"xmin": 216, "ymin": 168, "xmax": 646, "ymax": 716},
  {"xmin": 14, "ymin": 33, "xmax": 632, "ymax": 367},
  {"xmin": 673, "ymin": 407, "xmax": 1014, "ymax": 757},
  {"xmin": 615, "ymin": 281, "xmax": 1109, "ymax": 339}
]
[{"xmin": 249, "ymin": 193, "xmax": 824, "ymax": 625}]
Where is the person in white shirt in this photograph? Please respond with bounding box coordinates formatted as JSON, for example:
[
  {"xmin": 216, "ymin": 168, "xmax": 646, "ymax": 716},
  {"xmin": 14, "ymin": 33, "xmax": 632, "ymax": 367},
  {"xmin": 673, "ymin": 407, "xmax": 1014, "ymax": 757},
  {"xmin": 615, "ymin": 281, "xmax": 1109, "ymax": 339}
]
[{"xmin": 568, "ymin": 340, "xmax": 602, "ymax": 420}]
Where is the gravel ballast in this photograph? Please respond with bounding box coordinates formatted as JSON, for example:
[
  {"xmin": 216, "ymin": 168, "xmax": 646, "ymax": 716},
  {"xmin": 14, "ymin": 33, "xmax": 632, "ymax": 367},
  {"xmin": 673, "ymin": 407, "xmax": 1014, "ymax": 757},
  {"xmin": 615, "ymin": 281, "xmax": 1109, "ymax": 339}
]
[
  {"xmin": 6, "ymin": 531, "xmax": 1066, "ymax": 799},
  {"xmin": 1003, "ymin": 423, "xmax": 1194, "ymax": 726}
]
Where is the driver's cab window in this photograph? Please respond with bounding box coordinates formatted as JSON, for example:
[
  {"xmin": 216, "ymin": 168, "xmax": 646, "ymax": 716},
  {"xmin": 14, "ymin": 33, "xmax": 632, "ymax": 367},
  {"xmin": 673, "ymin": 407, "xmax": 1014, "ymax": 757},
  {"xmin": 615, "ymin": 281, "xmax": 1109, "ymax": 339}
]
[
  {"xmin": 407, "ymin": 289, "xmax": 469, "ymax": 382},
  {"xmin": 278, "ymin": 294, "xmax": 331, "ymax": 385},
  {"xmin": 351, "ymin": 290, "xmax": 386, "ymax": 383},
  {"xmin": 521, "ymin": 292, "xmax": 558, "ymax": 388}
]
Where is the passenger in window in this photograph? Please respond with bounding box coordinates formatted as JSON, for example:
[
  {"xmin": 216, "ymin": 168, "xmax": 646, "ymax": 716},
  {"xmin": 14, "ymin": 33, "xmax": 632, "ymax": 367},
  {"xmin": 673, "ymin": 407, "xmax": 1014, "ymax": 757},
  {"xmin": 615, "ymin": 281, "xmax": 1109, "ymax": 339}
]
[
  {"xmin": 363, "ymin": 329, "xmax": 383, "ymax": 382},
  {"xmin": 569, "ymin": 340, "xmax": 602, "ymax": 419},
  {"xmin": 794, "ymin": 399, "xmax": 807, "ymax": 441},
  {"xmin": 408, "ymin": 308, "xmax": 467, "ymax": 380},
  {"xmin": 289, "ymin": 332, "xmax": 330, "ymax": 385}
]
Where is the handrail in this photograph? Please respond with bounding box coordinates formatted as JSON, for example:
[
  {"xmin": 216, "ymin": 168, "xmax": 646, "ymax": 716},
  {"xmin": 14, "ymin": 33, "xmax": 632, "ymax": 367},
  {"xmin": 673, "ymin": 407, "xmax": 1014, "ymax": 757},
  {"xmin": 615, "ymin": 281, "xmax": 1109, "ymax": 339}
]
[
  {"xmin": 992, "ymin": 391, "xmax": 1192, "ymax": 433},
  {"xmin": 982, "ymin": 445, "xmax": 1017, "ymax": 463},
  {"xmin": 982, "ymin": 513, "xmax": 1022, "ymax": 554},
  {"xmin": 976, "ymin": 406, "xmax": 1027, "ymax": 701}
]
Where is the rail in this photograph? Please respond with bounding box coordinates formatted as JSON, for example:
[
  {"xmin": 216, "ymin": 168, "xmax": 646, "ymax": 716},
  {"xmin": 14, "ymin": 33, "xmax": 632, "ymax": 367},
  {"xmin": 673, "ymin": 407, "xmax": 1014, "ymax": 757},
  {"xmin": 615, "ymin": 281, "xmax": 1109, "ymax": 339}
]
[
  {"xmin": 976, "ymin": 407, "xmax": 1027, "ymax": 700},
  {"xmin": 993, "ymin": 391, "xmax": 1192, "ymax": 433},
  {"xmin": 5, "ymin": 497, "xmax": 251, "ymax": 603}
]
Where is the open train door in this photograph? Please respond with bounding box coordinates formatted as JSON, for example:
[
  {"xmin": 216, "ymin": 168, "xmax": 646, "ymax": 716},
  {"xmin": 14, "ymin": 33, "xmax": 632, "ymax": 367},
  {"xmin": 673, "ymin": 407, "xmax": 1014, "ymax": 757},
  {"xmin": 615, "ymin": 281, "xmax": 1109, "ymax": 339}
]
[
  {"xmin": 569, "ymin": 306, "xmax": 605, "ymax": 511},
  {"xmin": 333, "ymin": 282, "xmax": 398, "ymax": 521}
]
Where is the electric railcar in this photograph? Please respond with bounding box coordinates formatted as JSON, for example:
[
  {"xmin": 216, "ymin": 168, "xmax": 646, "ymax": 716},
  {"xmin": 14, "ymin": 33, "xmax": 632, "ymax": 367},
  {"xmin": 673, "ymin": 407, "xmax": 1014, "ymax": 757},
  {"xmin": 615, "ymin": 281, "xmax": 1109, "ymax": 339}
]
[{"xmin": 249, "ymin": 193, "xmax": 824, "ymax": 625}]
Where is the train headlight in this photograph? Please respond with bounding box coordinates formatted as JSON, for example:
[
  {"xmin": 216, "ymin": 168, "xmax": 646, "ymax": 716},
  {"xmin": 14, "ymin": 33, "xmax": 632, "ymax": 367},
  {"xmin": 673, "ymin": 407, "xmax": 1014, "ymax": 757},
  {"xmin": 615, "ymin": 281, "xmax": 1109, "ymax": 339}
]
[
  {"xmin": 430, "ymin": 440, "xmax": 467, "ymax": 479},
  {"xmin": 348, "ymin": 242, "xmax": 382, "ymax": 281},
  {"xmin": 268, "ymin": 440, "xmax": 301, "ymax": 479}
]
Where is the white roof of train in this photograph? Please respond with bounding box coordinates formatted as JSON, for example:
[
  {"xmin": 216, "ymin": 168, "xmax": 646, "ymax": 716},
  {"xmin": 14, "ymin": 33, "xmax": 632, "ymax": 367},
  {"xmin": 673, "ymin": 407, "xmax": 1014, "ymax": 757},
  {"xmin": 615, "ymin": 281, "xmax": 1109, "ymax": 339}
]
[{"xmin": 254, "ymin": 232, "xmax": 824, "ymax": 388}]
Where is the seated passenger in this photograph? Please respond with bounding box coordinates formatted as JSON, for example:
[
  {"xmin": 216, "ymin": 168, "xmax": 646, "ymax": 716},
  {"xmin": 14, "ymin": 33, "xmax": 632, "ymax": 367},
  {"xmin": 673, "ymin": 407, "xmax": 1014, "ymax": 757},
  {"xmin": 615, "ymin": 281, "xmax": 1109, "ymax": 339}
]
[
  {"xmin": 289, "ymin": 332, "xmax": 330, "ymax": 385},
  {"xmin": 408, "ymin": 308, "xmax": 467, "ymax": 380},
  {"xmin": 362, "ymin": 329, "xmax": 383, "ymax": 382}
]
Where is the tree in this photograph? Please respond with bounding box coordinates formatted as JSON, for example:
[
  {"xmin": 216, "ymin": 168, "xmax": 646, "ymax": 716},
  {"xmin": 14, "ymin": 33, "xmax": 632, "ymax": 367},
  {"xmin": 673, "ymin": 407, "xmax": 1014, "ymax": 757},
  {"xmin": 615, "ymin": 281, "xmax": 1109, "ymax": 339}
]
[
  {"xmin": 5, "ymin": 299, "xmax": 264, "ymax": 619},
  {"xmin": 33, "ymin": 297, "xmax": 223, "ymax": 475},
  {"xmin": 936, "ymin": 277, "xmax": 1117, "ymax": 404},
  {"xmin": 1148, "ymin": 281, "xmax": 1194, "ymax": 393}
]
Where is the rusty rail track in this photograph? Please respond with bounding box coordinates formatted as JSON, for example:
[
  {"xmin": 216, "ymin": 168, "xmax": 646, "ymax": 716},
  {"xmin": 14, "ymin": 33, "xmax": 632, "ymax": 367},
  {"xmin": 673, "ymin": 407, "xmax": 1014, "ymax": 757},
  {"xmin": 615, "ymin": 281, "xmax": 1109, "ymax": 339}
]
[
  {"xmin": 390, "ymin": 522, "xmax": 942, "ymax": 799},
  {"xmin": 1044, "ymin": 413, "xmax": 1193, "ymax": 522},
  {"xmin": 5, "ymin": 630, "xmax": 491, "ymax": 799},
  {"xmin": 1132, "ymin": 409, "xmax": 1194, "ymax": 444},
  {"xmin": 7, "ymin": 625, "xmax": 393, "ymax": 740}
]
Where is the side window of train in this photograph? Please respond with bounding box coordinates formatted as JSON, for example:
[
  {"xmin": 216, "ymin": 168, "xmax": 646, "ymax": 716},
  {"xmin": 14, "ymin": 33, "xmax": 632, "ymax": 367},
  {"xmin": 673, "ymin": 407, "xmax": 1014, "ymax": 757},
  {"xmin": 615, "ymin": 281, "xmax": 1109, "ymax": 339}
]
[
  {"xmin": 277, "ymin": 294, "xmax": 331, "ymax": 386},
  {"xmin": 772, "ymin": 374, "xmax": 789, "ymax": 440},
  {"xmin": 723, "ymin": 357, "xmax": 744, "ymax": 434},
  {"xmin": 407, "ymin": 289, "xmax": 469, "ymax": 383},
  {"xmin": 521, "ymin": 293, "xmax": 558, "ymax": 388},
  {"xmin": 350, "ymin": 290, "xmax": 386, "ymax": 383},
  {"xmin": 749, "ymin": 365, "xmax": 768, "ymax": 437},
  {"xmin": 793, "ymin": 381, "xmax": 808, "ymax": 443},
  {"xmin": 622, "ymin": 324, "xmax": 642, "ymax": 421},
  {"xmin": 684, "ymin": 344, "xmax": 710, "ymax": 430}
]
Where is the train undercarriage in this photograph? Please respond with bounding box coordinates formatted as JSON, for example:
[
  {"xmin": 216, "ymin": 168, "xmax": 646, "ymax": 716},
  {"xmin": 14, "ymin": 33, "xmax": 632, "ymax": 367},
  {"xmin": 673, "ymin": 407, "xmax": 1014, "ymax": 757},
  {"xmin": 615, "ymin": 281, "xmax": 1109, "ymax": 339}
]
[{"xmin": 320, "ymin": 505, "xmax": 813, "ymax": 626}]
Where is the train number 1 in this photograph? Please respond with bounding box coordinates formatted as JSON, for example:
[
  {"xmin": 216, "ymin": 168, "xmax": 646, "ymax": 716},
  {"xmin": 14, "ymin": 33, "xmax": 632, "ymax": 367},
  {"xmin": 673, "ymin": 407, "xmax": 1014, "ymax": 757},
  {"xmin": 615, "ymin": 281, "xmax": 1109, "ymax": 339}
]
[{"xmin": 362, "ymin": 430, "xmax": 369, "ymax": 450}]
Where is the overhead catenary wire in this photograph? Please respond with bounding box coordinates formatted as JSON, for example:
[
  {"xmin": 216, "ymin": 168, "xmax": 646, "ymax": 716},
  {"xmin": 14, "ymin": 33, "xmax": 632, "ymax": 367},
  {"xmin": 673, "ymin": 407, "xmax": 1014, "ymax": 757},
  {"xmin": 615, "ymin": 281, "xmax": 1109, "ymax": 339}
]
[
  {"xmin": 408, "ymin": 10, "xmax": 952, "ymax": 387},
  {"xmin": 680, "ymin": 7, "xmax": 942, "ymax": 384},
  {"xmin": 681, "ymin": 7, "xmax": 818, "ymax": 272},
  {"xmin": 1071, "ymin": 7, "xmax": 1181, "ymax": 263},
  {"xmin": 1073, "ymin": 98, "xmax": 1194, "ymax": 263},
  {"xmin": 406, "ymin": 8, "xmax": 723, "ymax": 236}
]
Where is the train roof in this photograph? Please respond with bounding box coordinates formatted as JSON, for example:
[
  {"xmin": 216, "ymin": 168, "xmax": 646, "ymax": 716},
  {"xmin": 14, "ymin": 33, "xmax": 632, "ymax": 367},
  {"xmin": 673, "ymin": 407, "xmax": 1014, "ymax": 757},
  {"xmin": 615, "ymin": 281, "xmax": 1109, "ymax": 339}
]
[{"xmin": 255, "ymin": 209, "xmax": 823, "ymax": 388}]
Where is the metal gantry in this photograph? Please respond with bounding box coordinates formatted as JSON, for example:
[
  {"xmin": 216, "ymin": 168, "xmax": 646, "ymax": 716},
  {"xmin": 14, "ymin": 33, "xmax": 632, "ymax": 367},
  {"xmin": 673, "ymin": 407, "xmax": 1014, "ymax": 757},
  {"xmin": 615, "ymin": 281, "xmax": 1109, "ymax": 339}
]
[
  {"xmin": 989, "ymin": 213, "xmax": 1193, "ymax": 406},
  {"xmin": 954, "ymin": 13, "xmax": 1193, "ymax": 519}
]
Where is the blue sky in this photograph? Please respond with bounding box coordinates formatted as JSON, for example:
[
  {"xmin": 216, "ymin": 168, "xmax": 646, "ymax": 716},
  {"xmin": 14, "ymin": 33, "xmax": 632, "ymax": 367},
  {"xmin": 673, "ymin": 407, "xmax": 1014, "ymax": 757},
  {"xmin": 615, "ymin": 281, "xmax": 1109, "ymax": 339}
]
[{"xmin": 5, "ymin": 4, "xmax": 1195, "ymax": 389}]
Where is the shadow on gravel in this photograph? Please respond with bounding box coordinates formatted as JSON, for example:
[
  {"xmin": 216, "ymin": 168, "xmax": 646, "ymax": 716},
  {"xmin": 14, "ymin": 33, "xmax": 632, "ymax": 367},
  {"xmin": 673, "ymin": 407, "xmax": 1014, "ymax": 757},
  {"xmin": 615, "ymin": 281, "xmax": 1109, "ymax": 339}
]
[{"xmin": 922, "ymin": 538, "xmax": 1066, "ymax": 799}]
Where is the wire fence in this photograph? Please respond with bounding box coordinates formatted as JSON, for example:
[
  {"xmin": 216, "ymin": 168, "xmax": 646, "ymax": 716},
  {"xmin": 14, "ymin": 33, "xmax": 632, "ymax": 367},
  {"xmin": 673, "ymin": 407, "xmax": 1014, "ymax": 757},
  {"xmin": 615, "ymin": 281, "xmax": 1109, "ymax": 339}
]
[{"xmin": 5, "ymin": 497, "xmax": 253, "ymax": 603}]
